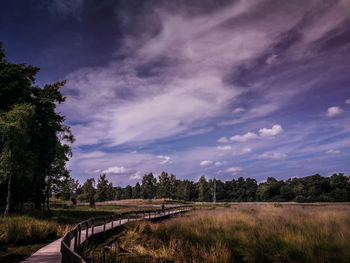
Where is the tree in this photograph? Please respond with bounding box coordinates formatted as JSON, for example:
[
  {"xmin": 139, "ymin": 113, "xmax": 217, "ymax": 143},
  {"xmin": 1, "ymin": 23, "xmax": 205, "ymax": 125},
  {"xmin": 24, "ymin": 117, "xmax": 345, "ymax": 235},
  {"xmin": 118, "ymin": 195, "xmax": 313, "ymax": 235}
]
[
  {"xmin": 198, "ymin": 176, "xmax": 210, "ymax": 201},
  {"xmin": 141, "ymin": 173, "xmax": 157, "ymax": 199},
  {"xmin": 78, "ymin": 178, "xmax": 96, "ymax": 207},
  {"xmin": 157, "ymin": 172, "xmax": 171, "ymax": 198},
  {"xmin": 95, "ymin": 174, "xmax": 114, "ymax": 202},
  {"xmin": 0, "ymin": 42, "xmax": 74, "ymax": 212},
  {"xmin": 114, "ymin": 186, "xmax": 123, "ymax": 200},
  {"xmin": 0, "ymin": 104, "xmax": 35, "ymax": 216},
  {"xmin": 132, "ymin": 182, "xmax": 141, "ymax": 198},
  {"xmin": 122, "ymin": 185, "xmax": 133, "ymax": 199},
  {"xmin": 57, "ymin": 175, "xmax": 79, "ymax": 201}
]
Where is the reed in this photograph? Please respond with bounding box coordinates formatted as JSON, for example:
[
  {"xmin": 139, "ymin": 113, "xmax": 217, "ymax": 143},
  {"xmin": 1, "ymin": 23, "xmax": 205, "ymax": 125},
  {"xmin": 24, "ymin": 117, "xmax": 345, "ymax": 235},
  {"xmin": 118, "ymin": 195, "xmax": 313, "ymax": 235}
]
[{"xmin": 96, "ymin": 204, "xmax": 350, "ymax": 263}]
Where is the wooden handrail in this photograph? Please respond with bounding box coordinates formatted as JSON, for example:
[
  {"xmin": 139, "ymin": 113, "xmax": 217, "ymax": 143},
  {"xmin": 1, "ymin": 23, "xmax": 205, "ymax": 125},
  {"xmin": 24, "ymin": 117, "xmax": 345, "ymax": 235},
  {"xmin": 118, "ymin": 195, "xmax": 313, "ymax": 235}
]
[{"xmin": 60, "ymin": 205, "xmax": 192, "ymax": 263}]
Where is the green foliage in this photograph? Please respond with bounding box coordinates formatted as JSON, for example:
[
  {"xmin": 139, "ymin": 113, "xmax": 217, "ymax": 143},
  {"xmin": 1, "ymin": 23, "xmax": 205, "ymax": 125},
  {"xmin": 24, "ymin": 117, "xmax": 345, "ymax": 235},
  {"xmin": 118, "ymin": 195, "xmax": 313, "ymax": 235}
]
[
  {"xmin": 0, "ymin": 42, "xmax": 74, "ymax": 214},
  {"xmin": 110, "ymin": 173, "xmax": 350, "ymax": 203},
  {"xmin": 141, "ymin": 173, "xmax": 157, "ymax": 199},
  {"xmin": 198, "ymin": 176, "xmax": 211, "ymax": 202},
  {"xmin": 132, "ymin": 182, "xmax": 141, "ymax": 198},
  {"xmin": 78, "ymin": 178, "xmax": 96, "ymax": 207},
  {"xmin": 95, "ymin": 174, "xmax": 114, "ymax": 202}
]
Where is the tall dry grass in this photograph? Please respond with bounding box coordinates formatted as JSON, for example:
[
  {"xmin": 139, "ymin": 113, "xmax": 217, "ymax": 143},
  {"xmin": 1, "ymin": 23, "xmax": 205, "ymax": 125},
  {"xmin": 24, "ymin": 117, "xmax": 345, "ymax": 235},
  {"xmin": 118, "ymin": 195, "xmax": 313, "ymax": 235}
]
[
  {"xmin": 0, "ymin": 216, "xmax": 70, "ymax": 245},
  {"xmin": 93, "ymin": 204, "xmax": 350, "ymax": 263}
]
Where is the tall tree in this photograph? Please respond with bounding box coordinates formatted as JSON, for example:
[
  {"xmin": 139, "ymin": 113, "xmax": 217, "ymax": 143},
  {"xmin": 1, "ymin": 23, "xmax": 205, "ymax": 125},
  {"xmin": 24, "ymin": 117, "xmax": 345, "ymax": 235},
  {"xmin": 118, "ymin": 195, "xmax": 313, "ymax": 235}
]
[
  {"xmin": 132, "ymin": 182, "xmax": 141, "ymax": 198},
  {"xmin": 95, "ymin": 174, "xmax": 113, "ymax": 202},
  {"xmin": 198, "ymin": 176, "xmax": 211, "ymax": 201},
  {"xmin": 79, "ymin": 178, "xmax": 96, "ymax": 207},
  {"xmin": 141, "ymin": 173, "xmax": 157, "ymax": 199},
  {"xmin": 157, "ymin": 172, "xmax": 171, "ymax": 198},
  {"xmin": 0, "ymin": 104, "xmax": 35, "ymax": 216},
  {"xmin": 0, "ymin": 42, "xmax": 74, "ymax": 212}
]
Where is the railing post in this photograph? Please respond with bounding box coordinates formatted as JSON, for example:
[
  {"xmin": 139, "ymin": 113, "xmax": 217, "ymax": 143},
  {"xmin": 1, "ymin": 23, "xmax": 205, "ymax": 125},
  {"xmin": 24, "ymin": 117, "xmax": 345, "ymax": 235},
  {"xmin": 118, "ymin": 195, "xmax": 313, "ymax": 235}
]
[
  {"xmin": 92, "ymin": 218, "xmax": 95, "ymax": 237},
  {"xmin": 86, "ymin": 221, "xmax": 89, "ymax": 241},
  {"xmin": 103, "ymin": 217, "xmax": 106, "ymax": 237},
  {"xmin": 111, "ymin": 215, "xmax": 114, "ymax": 230},
  {"xmin": 127, "ymin": 212, "xmax": 130, "ymax": 222},
  {"xmin": 119, "ymin": 214, "xmax": 121, "ymax": 225},
  {"xmin": 78, "ymin": 224, "xmax": 81, "ymax": 246},
  {"xmin": 74, "ymin": 228, "xmax": 78, "ymax": 250}
]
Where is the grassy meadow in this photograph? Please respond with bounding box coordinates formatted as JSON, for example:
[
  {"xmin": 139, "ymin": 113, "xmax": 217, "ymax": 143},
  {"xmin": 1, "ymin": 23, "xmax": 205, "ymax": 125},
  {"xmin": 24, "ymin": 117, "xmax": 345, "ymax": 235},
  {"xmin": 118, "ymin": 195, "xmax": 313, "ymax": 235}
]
[
  {"xmin": 0, "ymin": 199, "xmax": 168, "ymax": 263},
  {"xmin": 83, "ymin": 203, "xmax": 350, "ymax": 263}
]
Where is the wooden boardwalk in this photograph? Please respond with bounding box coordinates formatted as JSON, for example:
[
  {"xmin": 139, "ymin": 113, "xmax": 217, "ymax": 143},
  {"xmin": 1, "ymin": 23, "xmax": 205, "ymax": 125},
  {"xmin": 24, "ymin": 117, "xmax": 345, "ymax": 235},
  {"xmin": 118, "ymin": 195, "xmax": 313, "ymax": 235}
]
[{"xmin": 21, "ymin": 208, "xmax": 190, "ymax": 263}]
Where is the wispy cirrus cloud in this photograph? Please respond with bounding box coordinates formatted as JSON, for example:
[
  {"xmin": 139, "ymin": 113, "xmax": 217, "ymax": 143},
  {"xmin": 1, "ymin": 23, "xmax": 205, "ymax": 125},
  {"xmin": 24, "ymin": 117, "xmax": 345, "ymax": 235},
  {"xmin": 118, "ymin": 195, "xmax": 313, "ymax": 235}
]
[{"xmin": 56, "ymin": 0, "xmax": 350, "ymax": 184}]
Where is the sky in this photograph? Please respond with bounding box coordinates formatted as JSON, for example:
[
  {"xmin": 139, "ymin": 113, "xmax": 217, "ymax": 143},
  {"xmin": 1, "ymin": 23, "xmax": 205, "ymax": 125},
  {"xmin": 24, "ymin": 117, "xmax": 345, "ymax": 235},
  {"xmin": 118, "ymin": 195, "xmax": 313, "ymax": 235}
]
[{"xmin": 1, "ymin": 0, "xmax": 350, "ymax": 186}]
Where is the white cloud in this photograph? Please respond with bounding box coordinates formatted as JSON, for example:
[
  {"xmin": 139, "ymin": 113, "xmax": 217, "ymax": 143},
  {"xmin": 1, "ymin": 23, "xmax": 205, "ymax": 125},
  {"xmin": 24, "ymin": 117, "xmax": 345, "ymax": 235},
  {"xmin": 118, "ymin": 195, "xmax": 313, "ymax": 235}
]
[
  {"xmin": 346, "ymin": 99, "xmax": 350, "ymax": 104},
  {"xmin": 217, "ymin": 145, "xmax": 232, "ymax": 151},
  {"xmin": 259, "ymin": 124, "xmax": 283, "ymax": 137},
  {"xmin": 327, "ymin": 106, "xmax": 343, "ymax": 117},
  {"xmin": 157, "ymin": 155, "xmax": 172, "ymax": 165},
  {"xmin": 232, "ymin": 107, "xmax": 245, "ymax": 114},
  {"xmin": 61, "ymin": 0, "xmax": 307, "ymax": 147},
  {"xmin": 326, "ymin": 149, "xmax": 341, "ymax": 155},
  {"xmin": 220, "ymin": 166, "xmax": 243, "ymax": 175},
  {"xmin": 129, "ymin": 171, "xmax": 142, "ymax": 180},
  {"xmin": 230, "ymin": 132, "xmax": 259, "ymax": 142},
  {"xmin": 258, "ymin": 152, "xmax": 287, "ymax": 160},
  {"xmin": 217, "ymin": 136, "xmax": 229, "ymax": 143},
  {"xmin": 102, "ymin": 166, "xmax": 130, "ymax": 174},
  {"xmin": 242, "ymin": 148, "xmax": 252, "ymax": 154},
  {"xmin": 200, "ymin": 160, "xmax": 213, "ymax": 166},
  {"xmin": 214, "ymin": 161, "xmax": 227, "ymax": 166}
]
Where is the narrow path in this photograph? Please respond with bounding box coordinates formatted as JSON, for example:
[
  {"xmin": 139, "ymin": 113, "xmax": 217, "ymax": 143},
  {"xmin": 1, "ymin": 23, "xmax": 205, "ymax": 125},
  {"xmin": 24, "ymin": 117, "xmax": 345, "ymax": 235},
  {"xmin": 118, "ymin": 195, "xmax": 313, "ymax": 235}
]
[{"xmin": 21, "ymin": 209, "xmax": 189, "ymax": 263}]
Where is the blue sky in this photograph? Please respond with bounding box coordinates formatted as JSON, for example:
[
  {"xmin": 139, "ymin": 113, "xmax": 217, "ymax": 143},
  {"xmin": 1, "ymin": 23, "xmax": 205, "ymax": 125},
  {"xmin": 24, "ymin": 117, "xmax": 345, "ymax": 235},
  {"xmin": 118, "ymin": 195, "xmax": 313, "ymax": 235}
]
[{"xmin": 1, "ymin": 0, "xmax": 350, "ymax": 186}]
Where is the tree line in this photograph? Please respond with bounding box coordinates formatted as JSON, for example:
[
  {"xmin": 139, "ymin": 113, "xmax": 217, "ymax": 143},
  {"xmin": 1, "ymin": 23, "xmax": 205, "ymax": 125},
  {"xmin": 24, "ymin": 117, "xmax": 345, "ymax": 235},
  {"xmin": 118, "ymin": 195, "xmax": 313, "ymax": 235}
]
[
  {"xmin": 58, "ymin": 172, "xmax": 350, "ymax": 205},
  {"xmin": 0, "ymin": 43, "xmax": 73, "ymax": 215}
]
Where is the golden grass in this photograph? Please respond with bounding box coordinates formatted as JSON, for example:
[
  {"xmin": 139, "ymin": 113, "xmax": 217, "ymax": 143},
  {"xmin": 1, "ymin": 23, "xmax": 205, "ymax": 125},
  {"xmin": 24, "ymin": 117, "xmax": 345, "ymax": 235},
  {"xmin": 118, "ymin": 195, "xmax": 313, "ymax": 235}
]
[
  {"xmin": 93, "ymin": 204, "xmax": 350, "ymax": 263},
  {"xmin": 0, "ymin": 216, "xmax": 70, "ymax": 244}
]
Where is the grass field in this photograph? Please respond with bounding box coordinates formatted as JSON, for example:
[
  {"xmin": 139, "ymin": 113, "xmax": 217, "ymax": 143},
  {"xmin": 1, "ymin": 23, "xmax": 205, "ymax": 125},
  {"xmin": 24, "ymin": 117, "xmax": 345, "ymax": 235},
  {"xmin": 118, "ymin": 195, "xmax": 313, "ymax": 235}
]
[
  {"xmin": 0, "ymin": 199, "xmax": 172, "ymax": 263},
  {"xmin": 83, "ymin": 203, "xmax": 350, "ymax": 263}
]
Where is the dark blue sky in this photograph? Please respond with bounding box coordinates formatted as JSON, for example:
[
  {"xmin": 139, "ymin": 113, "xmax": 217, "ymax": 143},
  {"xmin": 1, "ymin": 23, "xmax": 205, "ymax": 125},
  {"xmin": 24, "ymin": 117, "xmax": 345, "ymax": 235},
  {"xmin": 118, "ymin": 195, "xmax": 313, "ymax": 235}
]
[{"xmin": 1, "ymin": 0, "xmax": 350, "ymax": 185}]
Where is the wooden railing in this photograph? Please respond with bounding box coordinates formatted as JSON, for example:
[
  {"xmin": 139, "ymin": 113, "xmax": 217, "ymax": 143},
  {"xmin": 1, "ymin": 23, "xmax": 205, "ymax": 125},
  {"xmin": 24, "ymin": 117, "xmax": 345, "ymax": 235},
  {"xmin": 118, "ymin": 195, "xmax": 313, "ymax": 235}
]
[{"xmin": 60, "ymin": 205, "xmax": 192, "ymax": 263}]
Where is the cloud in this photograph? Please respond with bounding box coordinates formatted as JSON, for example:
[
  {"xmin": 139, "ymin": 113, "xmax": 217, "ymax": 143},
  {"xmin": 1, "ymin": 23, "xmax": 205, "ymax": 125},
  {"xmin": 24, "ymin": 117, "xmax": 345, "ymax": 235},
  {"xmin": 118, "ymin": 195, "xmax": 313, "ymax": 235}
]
[
  {"xmin": 326, "ymin": 149, "xmax": 341, "ymax": 155},
  {"xmin": 258, "ymin": 152, "xmax": 287, "ymax": 160},
  {"xmin": 217, "ymin": 136, "xmax": 229, "ymax": 143},
  {"xmin": 200, "ymin": 160, "xmax": 213, "ymax": 166},
  {"xmin": 51, "ymin": 0, "xmax": 85, "ymax": 20},
  {"xmin": 346, "ymin": 99, "xmax": 350, "ymax": 104},
  {"xmin": 157, "ymin": 155, "xmax": 172, "ymax": 165},
  {"xmin": 218, "ymin": 166, "xmax": 243, "ymax": 175},
  {"xmin": 214, "ymin": 161, "xmax": 227, "ymax": 166},
  {"xmin": 129, "ymin": 171, "xmax": 142, "ymax": 180},
  {"xmin": 242, "ymin": 148, "xmax": 252, "ymax": 154},
  {"xmin": 266, "ymin": 54, "xmax": 278, "ymax": 64},
  {"xmin": 59, "ymin": 0, "xmax": 350, "ymax": 185},
  {"xmin": 230, "ymin": 132, "xmax": 259, "ymax": 142},
  {"xmin": 102, "ymin": 166, "xmax": 130, "ymax": 174},
  {"xmin": 327, "ymin": 106, "xmax": 343, "ymax": 117},
  {"xmin": 217, "ymin": 145, "xmax": 232, "ymax": 151},
  {"xmin": 232, "ymin": 107, "xmax": 245, "ymax": 114},
  {"xmin": 62, "ymin": 0, "xmax": 309, "ymax": 147},
  {"xmin": 259, "ymin": 124, "xmax": 283, "ymax": 137}
]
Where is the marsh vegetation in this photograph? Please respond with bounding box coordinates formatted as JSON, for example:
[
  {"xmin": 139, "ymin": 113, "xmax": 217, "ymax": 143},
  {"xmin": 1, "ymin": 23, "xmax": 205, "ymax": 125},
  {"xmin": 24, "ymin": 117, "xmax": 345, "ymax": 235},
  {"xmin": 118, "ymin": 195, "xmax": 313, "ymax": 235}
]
[{"xmin": 83, "ymin": 204, "xmax": 350, "ymax": 263}]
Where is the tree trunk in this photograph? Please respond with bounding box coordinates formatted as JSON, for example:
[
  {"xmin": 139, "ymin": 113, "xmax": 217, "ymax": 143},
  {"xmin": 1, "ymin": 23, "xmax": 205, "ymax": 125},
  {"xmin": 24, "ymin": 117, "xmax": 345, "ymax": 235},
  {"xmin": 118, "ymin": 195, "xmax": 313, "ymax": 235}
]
[{"xmin": 4, "ymin": 175, "xmax": 12, "ymax": 217}]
